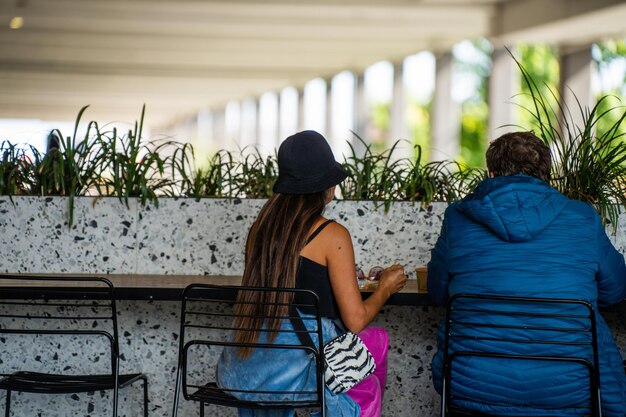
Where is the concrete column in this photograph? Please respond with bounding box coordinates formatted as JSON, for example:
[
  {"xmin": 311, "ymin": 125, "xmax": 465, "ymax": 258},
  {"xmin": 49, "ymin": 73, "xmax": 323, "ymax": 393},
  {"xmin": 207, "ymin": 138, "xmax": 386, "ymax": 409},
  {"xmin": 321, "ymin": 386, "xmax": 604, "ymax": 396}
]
[
  {"xmin": 189, "ymin": 109, "xmax": 213, "ymax": 163},
  {"xmin": 559, "ymin": 45, "xmax": 593, "ymax": 137},
  {"xmin": 325, "ymin": 78, "xmax": 333, "ymax": 141},
  {"xmin": 196, "ymin": 109, "xmax": 211, "ymax": 143},
  {"xmin": 212, "ymin": 108, "xmax": 227, "ymax": 151},
  {"xmin": 256, "ymin": 98, "xmax": 264, "ymax": 150},
  {"xmin": 352, "ymin": 72, "xmax": 368, "ymax": 157},
  {"xmin": 431, "ymin": 52, "xmax": 460, "ymax": 162},
  {"xmin": 488, "ymin": 47, "xmax": 519, "ymax": 141},
  {"xmin": 297, "ymin": 88, "xmax": 305, "ymax": 132},
  {"xmin": 258, "ymin": 93, "xmax": 280, "ymax": 155},
  {"xmin": 240, "ymin": 98, "xmax": 258, "ymax": 150},
  {"xmin": 278, "ymin": 88, "xmax": 298, "ymax": 141},
  {"xmin": 275, "ymin": 92, "xmax": 282, "ymax": 144},
  {"xmin": 224, "ymin": 101, "xmax": 241, "ymax": 151},
  {"xmin": 390, "ymin": 60, "xmax": 412, "ymax": 160}
]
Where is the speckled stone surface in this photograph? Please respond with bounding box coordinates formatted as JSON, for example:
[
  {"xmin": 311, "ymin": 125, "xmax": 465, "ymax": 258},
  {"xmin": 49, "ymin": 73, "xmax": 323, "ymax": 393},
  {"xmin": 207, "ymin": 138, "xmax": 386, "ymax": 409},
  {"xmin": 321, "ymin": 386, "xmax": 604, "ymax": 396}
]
[
  {"xmin": 3, "ymin": 302, "xmax": 622, "ymax": 417},
  {"xmin": 1, "ymin": 196, "xmax": 625, "ymax": 417},
  {"xmin": 0, "ymin": 301, "xmax": 447, "ymax": 417},
  {"xmin": 0, "ymin": 197, "xmax": 445, "ymax": 276},
  {"xmin": 609, "ymin": 211, "xmax": 626, "ymax": 256},
  {"xmin": 2, "ymin": 196, "xmax": 624, "ymax": 275},
  {"xmin": 0, "ymin": 197, "xmax": 138, "ymax": 274},
  {"xmin": 326, "ymin": 201, "xmax": 445, "ymax": 273}
]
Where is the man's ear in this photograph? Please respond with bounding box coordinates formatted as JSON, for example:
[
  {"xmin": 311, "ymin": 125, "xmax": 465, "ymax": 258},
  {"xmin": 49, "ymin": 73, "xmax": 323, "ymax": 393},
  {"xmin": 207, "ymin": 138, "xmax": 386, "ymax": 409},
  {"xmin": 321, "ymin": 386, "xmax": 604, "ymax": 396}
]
[{"xmin": 489, "ymin": 172, "xmax": 495, "ymax": 178}]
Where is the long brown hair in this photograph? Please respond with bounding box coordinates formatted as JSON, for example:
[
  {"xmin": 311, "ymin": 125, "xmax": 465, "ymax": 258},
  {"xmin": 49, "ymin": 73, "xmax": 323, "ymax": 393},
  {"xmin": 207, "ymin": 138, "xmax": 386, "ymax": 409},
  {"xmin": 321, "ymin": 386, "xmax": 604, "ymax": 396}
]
[{"xmin": 234, "ymin": 191, "xmax": 327, "ymax": 358}]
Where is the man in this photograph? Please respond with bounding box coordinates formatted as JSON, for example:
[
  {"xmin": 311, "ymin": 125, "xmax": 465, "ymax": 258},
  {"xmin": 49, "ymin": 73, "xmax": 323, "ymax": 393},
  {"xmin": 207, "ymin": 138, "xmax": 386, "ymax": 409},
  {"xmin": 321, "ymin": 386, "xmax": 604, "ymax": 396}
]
[{"xmin": 428, "ymin": 131, "xmax": 626, "ymax": 416}]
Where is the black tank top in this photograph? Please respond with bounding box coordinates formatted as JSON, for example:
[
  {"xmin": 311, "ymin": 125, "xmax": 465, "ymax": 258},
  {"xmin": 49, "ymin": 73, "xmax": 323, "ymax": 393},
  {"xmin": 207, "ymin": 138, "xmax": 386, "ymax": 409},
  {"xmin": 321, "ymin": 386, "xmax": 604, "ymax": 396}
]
[{"xmin": 294, "ymin": 219, "xmax": 341, "ymax": 319}]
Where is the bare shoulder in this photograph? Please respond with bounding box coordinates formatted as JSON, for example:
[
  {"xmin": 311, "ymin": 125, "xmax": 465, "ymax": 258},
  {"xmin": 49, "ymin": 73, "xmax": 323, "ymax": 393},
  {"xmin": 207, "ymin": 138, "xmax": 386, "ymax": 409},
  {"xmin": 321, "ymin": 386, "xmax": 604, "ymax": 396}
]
[
  {"xmin": 321, "ymin": 221, "xmax": 355, "ymax": 268},
  {"xmin": 321, "ymin": 221, "xmax": 353, "ymax": 246}
]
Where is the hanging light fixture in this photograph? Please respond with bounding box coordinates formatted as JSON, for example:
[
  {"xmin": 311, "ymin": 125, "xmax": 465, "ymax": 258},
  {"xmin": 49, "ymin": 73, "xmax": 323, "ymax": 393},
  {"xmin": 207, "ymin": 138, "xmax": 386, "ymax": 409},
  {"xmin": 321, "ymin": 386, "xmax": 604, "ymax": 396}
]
[
  {"xmin": 9, "ymin": 0, "xmax": 26, "ymax": 29},
  {"xmin": 9, "ymin": 16, "xmax": 24, "ymax": 29}
]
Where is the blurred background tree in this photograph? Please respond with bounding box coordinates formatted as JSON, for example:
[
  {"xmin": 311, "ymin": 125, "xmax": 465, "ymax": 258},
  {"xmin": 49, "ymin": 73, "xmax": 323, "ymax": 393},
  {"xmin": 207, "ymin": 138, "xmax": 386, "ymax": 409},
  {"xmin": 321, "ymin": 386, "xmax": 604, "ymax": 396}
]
[
  {"xmin": 370, "ymin": 38, "xmax": 625, "ymax": 168},
  {"xmin": 455, "ymin": 39, "xmax": 492, "ymax": 168},
  {"xmin": 592, "ymin": 39, "xmax": 626, "ymax": 138},
  {"xmin": 515, "ymin": 44, "xmax": 560, "ymax": 134}
]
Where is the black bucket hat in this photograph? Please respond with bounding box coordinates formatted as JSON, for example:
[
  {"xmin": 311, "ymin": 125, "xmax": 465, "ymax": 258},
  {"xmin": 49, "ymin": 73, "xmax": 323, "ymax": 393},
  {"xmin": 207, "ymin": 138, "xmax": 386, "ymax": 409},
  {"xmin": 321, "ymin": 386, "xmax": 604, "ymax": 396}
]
[{"xmin": 273, "ymin": 130, "xmax": 348, "ymax": 194}]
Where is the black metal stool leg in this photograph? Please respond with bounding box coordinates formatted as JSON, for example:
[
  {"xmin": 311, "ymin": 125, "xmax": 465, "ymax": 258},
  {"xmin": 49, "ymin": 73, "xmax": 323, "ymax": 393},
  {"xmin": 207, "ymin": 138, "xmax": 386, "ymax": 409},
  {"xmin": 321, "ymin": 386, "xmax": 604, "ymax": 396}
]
[
  {"xmin": 200, "ymin": 402, "xmax": 205, "ymax": 417},
  {"xmin": 142, "ymin": 376, "xmax": 149, "ymax": 417},
  {"xmin": 113, "ymin": 382, "xmax": 120, "ymax": 417},
  {"xmin": 5, "ymin": 390, "xmax": 10, "ymax": 417}
]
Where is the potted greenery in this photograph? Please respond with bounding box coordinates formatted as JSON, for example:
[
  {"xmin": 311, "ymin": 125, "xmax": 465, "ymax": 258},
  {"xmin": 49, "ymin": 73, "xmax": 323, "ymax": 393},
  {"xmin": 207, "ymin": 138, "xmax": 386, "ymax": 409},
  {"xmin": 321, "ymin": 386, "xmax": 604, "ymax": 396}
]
[
  {"xmin": 0, "ymin": 55, "xmax": 625, "ymax": 277},
  {"xmin": 512, "ymin": 54, "xmax": 626, "ymax": 227}
]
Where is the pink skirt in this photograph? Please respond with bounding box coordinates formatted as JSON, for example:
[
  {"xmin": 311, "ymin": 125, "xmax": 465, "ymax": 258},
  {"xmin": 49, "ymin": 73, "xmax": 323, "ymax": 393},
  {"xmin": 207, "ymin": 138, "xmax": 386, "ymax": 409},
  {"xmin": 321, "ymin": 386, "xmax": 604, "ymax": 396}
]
[{"xmin": 345, "ymin": 326, "xmax": 389, "ymax": 417}]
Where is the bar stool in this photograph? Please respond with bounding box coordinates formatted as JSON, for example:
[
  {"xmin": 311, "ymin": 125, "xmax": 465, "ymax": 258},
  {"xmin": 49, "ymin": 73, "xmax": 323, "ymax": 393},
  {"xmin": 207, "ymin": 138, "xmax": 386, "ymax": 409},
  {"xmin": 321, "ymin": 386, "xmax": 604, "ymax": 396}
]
[
  {"xmin": 0, "ymin": 276, "xmax": 149, "ymax": 417},
  {"xmin": 171, "ymin": 284, "xmax": 326, "ymax": 417},
  {"xmin": 441, "ymin": 293, "xmax": 601, "ymax": 417}
]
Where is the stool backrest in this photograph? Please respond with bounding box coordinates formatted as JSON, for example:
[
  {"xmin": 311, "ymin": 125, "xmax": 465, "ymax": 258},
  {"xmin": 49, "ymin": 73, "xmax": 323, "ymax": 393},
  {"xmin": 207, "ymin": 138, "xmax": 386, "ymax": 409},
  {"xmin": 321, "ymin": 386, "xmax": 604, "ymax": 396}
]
[
  {"xmin": 442, "ymin": 293, "xmax": 601, "ymax": 417},
  {"xmin": 172, "ymin": 284, "xmax": 325, "ymax": 414},
  {"xmin": 0, "ymin": 276, "xmax": 119, "ymax": 381}
]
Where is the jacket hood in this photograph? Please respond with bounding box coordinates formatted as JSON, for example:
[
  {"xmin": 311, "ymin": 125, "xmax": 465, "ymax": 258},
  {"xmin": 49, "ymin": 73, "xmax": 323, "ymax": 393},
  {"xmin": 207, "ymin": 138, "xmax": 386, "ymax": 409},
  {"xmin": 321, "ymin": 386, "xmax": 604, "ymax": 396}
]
[{"xmin": 456, "ymin": 175, "xmax": 569, "ymax": 242}]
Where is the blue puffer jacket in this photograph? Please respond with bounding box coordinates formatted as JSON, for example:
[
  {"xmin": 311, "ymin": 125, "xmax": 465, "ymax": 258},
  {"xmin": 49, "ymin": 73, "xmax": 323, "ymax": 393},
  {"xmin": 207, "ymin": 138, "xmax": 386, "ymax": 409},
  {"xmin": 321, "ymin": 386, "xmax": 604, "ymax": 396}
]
[{"xmin": 428, "ymin": 175, "xmax": 626, "ymax": 416}]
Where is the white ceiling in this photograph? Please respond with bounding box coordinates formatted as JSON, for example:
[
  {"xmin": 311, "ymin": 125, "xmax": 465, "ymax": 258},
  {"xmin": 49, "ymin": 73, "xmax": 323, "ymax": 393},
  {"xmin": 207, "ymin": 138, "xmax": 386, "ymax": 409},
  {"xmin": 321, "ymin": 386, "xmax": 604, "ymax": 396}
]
[{"xmin": 0, "ymin": 0, "xmax": 625, "ymax": 128}]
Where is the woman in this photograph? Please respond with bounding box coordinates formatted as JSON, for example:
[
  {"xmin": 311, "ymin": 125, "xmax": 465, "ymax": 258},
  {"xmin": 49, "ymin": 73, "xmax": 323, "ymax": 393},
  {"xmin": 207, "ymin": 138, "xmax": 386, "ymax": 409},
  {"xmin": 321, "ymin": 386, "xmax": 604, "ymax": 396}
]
[{"xmin": 217, "ymin": 130, "xmax": 407, "ymax": 417}]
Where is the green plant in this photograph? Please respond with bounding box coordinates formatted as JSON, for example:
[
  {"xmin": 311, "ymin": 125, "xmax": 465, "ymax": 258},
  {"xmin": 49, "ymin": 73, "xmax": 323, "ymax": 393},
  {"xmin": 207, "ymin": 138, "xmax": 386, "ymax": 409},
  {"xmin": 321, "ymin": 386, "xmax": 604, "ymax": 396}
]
[
  {"xmin": 232, "ymin": 149, "xmax": 278, "ymax": 198},
  {"xmin": 512, "ymin": 51, "xmax": 626, "ymax": 226},
  {"xmin": 182, "ymin": 147, "xmax": 278, "ymax": 199},
  {"xmin": 182, "ymin": 150, "xmax": 237, "ymax": 198},
  {"xmin": 0, "ymin": 105, "xmax": 200, "ymax": 224},
  {"xmin": 101, "ymin": 106, "xmax": 189, "ymax": 208},
  {"xmin": 0, "ymin": 141, "xmax": 32, "ymax": 195},
  {"xmin": 169, "ymin": 141, "xmax": 196, "ymax": 195},
  {"xmin": 340, "ymin": 133, "xmax": 483, "ymax": 208},
  {"xmin": 339, "ymin": 134, "xmax": 406, "ymax": 209},
  {"xmin": 0, "ymin": 103, "xmax": 485, "ymax": 222},
  {"xmin": 515, "ymin": 44, "xmax": 560, "ymax": 136},
  {"xmin": 0, "ymin": 107, "xmax": 112, "ymax": 224},
  {"xmin": 400, "ymin": 144, "xmax": 486, "ymax": 205},
  {"xmin": 34, "ymin": 107, "xmax": 111, "ymax": 223}
]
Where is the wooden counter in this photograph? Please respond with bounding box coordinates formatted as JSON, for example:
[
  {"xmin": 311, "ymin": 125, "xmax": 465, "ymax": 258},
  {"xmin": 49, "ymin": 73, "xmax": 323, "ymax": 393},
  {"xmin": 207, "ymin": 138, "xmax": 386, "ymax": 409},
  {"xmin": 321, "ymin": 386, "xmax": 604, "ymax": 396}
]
[
  {"xmin": 1, "ymin": 273, "xmax": 625, "ymax": 311},
  {"xmin": 0, "ymin": 273, "xmax": 432, "ymax": 306}
]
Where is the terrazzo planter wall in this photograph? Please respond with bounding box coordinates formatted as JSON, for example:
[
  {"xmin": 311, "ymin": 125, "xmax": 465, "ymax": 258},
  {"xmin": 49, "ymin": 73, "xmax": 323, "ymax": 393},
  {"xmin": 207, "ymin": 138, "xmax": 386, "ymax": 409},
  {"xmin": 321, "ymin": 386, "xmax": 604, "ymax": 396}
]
[
  {"xmin": 1, "ymin": 196, "xmax": 625, "ymax": 417},
  {"xmin": 0, "ymin": 196, "xmax": 447, "ymax": 417},
  {"xmin": 0, "ymin": 196, "xmax": 446, "ymax": 275}
]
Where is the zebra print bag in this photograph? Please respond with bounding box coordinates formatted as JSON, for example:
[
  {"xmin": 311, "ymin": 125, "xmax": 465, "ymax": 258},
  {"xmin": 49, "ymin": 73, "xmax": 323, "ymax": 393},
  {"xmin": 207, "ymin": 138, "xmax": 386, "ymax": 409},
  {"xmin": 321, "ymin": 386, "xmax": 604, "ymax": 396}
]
[
  {"xmin": 289, "ymin": 309, "xmax": 376, "ymax": 394},
  {"xmin": 322, "ymin": 331, "xmax": 376, "ymax": 394}
]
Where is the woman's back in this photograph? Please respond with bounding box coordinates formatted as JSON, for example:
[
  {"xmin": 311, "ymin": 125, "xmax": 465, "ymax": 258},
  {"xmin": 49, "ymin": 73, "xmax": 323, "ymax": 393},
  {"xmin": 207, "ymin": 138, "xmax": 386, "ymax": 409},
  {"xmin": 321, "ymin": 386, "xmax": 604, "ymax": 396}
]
[
  {"xmin": 295, "ymin": 219, "xmax": 341, "ymax": 319},
  {"xmin": 217, "ymin": 131, "xmax": 406, "ymax": 417}
]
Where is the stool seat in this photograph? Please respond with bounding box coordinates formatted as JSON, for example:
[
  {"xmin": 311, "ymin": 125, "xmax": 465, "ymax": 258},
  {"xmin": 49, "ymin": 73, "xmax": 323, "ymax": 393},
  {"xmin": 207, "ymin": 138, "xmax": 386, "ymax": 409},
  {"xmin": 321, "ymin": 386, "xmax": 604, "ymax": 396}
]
[
  {"xmin": 0, "ymin": 371, "xmax": 145, "ymax": 394},
  {"xmin": 188, "ymin": 382, "xmax": 321, "ymax": 409},
  {"xmin": 0, "ymin": 276, "xmax": 148, "ymax": 417}
]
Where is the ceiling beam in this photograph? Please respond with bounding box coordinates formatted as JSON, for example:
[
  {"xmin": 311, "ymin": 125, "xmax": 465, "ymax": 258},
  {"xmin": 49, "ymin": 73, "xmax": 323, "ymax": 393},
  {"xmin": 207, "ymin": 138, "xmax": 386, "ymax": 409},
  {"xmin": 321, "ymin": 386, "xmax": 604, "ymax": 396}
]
[
  {"xmin": 1, "ymin": 0, "xmax": 622, "ymax": 128},
  {"xmin": 0, "ymin": 60, "xmax": 328, "ymax": 79},
  {"xmin": 1, "ymin": 0, "xmax": 492, "ymax": 26},
  {"xmin": 0, "ymin": 46, "xmax": 434, "ymax": 74},
  {"xmin": 492, "ymin": 0, "xmax": 626, "ymax": 45},
  {"xmin": 0, "ymin": 15, "xmax": 487, "ymax": 40},
  {"xmin": 0, "ymin": 30, "xmax": 426, "ymax": 53}
]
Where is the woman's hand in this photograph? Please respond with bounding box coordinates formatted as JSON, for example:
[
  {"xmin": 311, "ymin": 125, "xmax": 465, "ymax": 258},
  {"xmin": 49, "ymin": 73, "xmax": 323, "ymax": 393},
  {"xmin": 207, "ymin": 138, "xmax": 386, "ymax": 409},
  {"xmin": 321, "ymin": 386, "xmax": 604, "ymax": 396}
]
[{"xmin": 377, "ymin": 264, "xmax": 407, "ymax": 297}]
